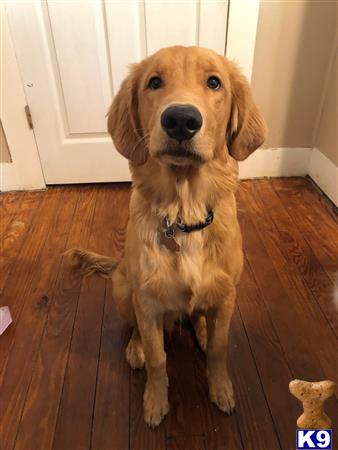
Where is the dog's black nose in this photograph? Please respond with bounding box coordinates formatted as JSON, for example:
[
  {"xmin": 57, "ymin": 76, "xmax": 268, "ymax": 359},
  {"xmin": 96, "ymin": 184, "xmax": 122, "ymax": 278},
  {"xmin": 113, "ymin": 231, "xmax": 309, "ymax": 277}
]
[{"xmin": 161, "ymin": 104, "xmax": 203, "ymax": 141}]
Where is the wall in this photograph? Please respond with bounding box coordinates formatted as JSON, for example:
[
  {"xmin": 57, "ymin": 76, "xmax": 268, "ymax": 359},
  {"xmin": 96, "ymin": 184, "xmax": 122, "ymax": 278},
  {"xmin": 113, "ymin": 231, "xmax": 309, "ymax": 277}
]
[
  {"xmin": 251, "ymin": 0, "xmax": 337, "ymax": 149},
  {"xmin": 314, "ymin": 46, "xmax": 337, "ymax": 166},
  {"xmin": 0, "ymin": 121, "xmax": 12, "ymax": 163}
]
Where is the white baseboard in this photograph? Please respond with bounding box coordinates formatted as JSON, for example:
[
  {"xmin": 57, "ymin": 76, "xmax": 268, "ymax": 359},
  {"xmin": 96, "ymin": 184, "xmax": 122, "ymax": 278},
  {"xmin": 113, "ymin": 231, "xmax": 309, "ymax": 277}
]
[
  {"xmin": 308, "ymin": 147, "xmax": 338, "ymax": 206},
  {"xmin": 239, "ymin": 147, "xmax": 312, "ymax": 179},
  {"xmin": 238, "ymin": 147, "xmax": 337, "ymax": 207}
]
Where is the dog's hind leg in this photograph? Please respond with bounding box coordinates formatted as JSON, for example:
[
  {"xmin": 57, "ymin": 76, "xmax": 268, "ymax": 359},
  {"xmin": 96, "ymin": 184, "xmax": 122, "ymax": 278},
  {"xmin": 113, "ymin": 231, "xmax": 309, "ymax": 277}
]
[
  {"xmin": 126, "ymin": 327, "xmax": 145, "ymax": 369},
  {"xmin": 112, "ymin": 262, "xmax": 135, "ymax": 323},
  {"xmin": 191, "ymin": 312, "xmax": 207, "ymax": 352},
  {"xmin": 112, "ymin": 264, "xmax": 145, "ymax": 369}
]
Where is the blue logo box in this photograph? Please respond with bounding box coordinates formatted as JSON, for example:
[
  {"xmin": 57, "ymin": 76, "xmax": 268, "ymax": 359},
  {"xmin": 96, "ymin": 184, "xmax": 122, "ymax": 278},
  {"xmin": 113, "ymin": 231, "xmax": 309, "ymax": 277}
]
[{"xmin": 296, "ymin": 429, "xmax": 332, "ymax": 449}]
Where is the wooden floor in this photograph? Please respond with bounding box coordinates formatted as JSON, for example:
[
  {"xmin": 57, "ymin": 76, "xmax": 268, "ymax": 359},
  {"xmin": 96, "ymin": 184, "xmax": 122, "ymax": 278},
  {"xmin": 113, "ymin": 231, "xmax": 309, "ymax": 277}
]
[{"xmin": 0, "ymin": 178, "xmax": 337, "ymax": 450}]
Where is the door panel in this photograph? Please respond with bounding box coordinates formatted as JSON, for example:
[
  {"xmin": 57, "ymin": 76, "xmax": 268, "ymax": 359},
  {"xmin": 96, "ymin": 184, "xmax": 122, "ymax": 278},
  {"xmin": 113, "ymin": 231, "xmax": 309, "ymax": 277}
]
[
  {"xmin": 145, "ymin": 0, "xmax": 228, "ymax": 55},
  {"xmin": 47, "ymin": 2, "xmax": 112, "ymax": 134},
  {"xmin": 145, "ymin": 1, "xmax": 198, "ymax": 53},
  {"xmin": 105, "ymin": 2, "xmax": 146, "ymax": 90},
  {"xmin": 199, "ymin": 0, "xmax": 229, "ymax": 55},
  {"xmin": 6, "ymin": 0, "xmax": 229, "ymax": 184}
]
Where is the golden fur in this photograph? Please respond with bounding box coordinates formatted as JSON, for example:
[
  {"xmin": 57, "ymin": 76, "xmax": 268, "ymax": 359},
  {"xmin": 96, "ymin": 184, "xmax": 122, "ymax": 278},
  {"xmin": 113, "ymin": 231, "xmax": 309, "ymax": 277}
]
[{"xmin": 69, "ymin": 46, "xmax": 266, "ymax": 427}]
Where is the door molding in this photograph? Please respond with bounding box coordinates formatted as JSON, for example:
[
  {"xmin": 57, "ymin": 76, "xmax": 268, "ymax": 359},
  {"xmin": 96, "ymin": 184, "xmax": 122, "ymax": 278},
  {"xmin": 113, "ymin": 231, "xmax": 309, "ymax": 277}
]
[
  {"xmin": 1, "ymin": 6, "xmax": 45, "ymax": 191},
  {"xmin": 226, "ymin": 0, "xmax": 260, "ymax": 81}
]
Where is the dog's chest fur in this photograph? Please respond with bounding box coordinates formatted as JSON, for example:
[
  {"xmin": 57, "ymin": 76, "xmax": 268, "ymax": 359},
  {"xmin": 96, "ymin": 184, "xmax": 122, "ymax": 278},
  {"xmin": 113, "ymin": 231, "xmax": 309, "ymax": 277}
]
[
  {"xmin": 129, "ymin": 160, "xmax": 240, "ymax": 313},
  {"xmin": 141, "ymin": 219, "xmax": 208, "ymax": 313}
]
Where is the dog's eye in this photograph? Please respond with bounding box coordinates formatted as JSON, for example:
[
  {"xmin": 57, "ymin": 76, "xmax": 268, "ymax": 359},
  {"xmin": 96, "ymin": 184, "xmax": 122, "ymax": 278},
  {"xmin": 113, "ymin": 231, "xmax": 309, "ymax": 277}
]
[
  {"xmin": 207, "ymin": 76, "xmax": 221, "ymax": 90},
  {"xmin": 148, "ymin": 76, "xmax": 163, "ymax": 90}
]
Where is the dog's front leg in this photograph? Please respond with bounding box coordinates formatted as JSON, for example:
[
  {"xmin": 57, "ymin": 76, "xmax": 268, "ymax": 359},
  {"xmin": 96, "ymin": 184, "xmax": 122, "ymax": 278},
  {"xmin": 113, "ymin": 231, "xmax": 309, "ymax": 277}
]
[
  {"xmin": 133, "ymin": 292, "xmax": 169, "ymax": 427},
  {"xmin": 206, "ymin": 287, "xmax": 236, "ymax": 414}
]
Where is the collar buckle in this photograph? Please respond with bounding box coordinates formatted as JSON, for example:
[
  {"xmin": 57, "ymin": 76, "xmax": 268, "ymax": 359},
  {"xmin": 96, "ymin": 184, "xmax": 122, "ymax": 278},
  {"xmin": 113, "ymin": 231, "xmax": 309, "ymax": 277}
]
[{"xmin": 159, "ymin": 208, "xmax": 214, "ymax": 252}]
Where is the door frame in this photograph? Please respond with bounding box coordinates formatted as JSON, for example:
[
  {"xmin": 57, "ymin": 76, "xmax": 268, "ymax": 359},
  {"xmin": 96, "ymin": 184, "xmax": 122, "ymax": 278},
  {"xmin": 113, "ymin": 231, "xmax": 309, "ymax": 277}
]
[
  {"xmin": 4, "ymin": 0, "xmax": 261, "ymax": 189},
  {"xmin": 226, "ymin": 0, "xmax": 260, "ymax": 81},
  {"xmin": 1, "ymin": 5, "xmax": 45, "ymax": 191}
]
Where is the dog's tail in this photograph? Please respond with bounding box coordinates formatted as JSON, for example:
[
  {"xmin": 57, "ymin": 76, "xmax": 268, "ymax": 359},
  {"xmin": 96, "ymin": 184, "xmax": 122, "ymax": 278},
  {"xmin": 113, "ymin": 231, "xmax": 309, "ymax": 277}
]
[{"xmin": 65, "ymin": 248, "xmax": 118, "ymax": 278}]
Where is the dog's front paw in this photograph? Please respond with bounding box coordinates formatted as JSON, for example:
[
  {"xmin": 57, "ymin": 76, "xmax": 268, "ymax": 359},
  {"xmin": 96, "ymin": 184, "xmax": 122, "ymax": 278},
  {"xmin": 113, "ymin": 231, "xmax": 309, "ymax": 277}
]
[
  {"xmin": 192, "ymin": 314, "xmax": 207, "ymax": 352},
  {"xmin": 143, "ymin": 383, "xmax": 169, "ymax": 427},
  {"xmin": 209, "ymin": 375, "xmax": 235, "ymax": 414}
]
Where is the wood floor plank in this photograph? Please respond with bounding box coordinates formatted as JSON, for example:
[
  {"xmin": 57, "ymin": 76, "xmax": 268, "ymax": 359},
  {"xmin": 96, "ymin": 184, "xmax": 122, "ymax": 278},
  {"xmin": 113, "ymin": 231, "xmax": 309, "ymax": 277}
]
[
  {"xmin": 0, "ymin": 188, "xmax": 78, "ymax": 450},
  {"xmin": 167, "ymin": 435, "xmax": 206, "ymax": 450},
  {"xmin": 0, "ymin": 191, "xmax": 26, "ymax": 233},
  {"xmin": 0, "ymin": 195, "xmax": 19, "ymax": 235},
  {"xmin": 240, "ymin": 181, "xmax": 338, "ymax": 382},
  {"xmin": 237, "ymin": 183, "xmax": 338, "ymax": 429},
  {"xmin": 12, "ymin": 187, "xmax": 98, "ymax": 450},
  {"xmin": 255, "ymin": 179, "xmax": 337, "ymax": 336},
  {"xmin": 166, "ymin": 324, "xmax": 204, "ymax": 438},
  {"xmin": 0, "ymin": 189, "xmax": 63, "ymax": 378},
  {"xmin": 91, "ymin": 186, "xmax": 132, "ymax": 450},
  {"xmin": 237, "ymin": 261, "xmax": 295, "ymax": 450},
  {"xmin": 91, "ymin": 294, "xmax": 130, "ymax": 450},
  {"xmin": 53, "ymin": 187, "xmax": 124, "ymax": 450},
  {"xmin": 271, "ymin": 178, "xmax": 338, "ymax": 283},
  {"xmin": 229, "ymin": 304, "xmax": 282, "ymax": 450},
  {"xmin": 0, "ymin": 189, "xmax": 60, "ymax": 316},
  {"xmin": 0, "ymin": 191, "xmax": 44, "ymax": 293},
  {"xmin": 0, "ymin": 190, "xmax": 61, "ymax": 316},
  {"xmin": 193, "ymin": 331, "xmax": 243, "ymax": 450},
  {"xmin": 196, "ymin": 296, "xmax": 281, "ymax": 450}
]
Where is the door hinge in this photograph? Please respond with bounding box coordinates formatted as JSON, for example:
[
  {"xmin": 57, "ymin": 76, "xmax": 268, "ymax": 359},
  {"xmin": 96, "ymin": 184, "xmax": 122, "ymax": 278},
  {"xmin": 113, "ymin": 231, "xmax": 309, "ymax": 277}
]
[{"xmin": 24, "ymin": 105, "xmax": 33, "ymax": 129}]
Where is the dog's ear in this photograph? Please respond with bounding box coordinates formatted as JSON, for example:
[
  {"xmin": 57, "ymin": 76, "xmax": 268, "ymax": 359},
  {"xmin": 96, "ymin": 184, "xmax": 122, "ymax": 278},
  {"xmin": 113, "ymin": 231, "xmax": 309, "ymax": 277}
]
[
  {"xmin": 107, "ymin": 63, "xmax": 148, "ymax": 165},
  {"xmin": 226, "ymin": 62, "xmax": 267, "ymax": 161}
]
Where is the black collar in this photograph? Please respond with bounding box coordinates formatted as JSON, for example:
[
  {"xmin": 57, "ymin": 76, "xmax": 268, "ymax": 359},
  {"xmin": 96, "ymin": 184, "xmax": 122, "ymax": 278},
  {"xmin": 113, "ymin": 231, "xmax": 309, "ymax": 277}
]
[{"xmin": 164, "ymin": 208, "xmax": 214, "ymax": 237}]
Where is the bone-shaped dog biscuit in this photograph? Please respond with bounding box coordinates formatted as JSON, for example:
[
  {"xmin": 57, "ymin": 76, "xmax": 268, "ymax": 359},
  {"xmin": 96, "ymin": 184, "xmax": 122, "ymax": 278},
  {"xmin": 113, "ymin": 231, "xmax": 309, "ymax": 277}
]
[{"xmin": 289, "ymin": 379, "xmax": 336, "ymax": 429}]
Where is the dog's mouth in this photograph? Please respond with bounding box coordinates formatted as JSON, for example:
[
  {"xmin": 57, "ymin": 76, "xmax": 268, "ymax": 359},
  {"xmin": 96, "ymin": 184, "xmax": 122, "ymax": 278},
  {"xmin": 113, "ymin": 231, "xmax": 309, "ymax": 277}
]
[{"xmin": 159, "ymin": 147, "xmax": 205, "ymax": 165}]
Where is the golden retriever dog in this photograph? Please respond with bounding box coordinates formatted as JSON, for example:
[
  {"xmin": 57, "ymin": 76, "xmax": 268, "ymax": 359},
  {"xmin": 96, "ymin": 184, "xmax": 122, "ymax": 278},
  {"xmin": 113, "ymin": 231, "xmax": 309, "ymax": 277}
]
[{"xmin": 69, "ymin": 46, "xmax": 266, "ymax": 427}]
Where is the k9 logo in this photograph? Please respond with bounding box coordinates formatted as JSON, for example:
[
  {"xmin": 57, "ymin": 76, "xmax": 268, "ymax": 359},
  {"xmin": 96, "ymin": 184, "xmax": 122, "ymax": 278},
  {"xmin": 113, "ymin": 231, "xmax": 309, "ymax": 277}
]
[{"xmin": 296, "ymin": 429, "xmax": 332, "ymax": 449}]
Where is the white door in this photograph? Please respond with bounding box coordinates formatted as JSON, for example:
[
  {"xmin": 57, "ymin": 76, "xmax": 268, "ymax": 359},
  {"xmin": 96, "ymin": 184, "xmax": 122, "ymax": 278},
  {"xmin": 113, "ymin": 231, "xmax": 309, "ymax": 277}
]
[
  {"xmin": 1, "ymin": 7, "xmax": 45, "ymax": 191},
  {"xmin": 6, "ymin": 1, "xmax": 258, "ymax": 185}
]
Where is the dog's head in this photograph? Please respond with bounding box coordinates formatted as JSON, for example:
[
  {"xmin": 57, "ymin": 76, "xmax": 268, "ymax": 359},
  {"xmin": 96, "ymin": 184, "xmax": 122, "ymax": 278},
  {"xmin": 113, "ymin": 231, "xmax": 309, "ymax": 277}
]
[{"xmin": 108, "ymin": 46, "xmax": 266, "ymax": 167}]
